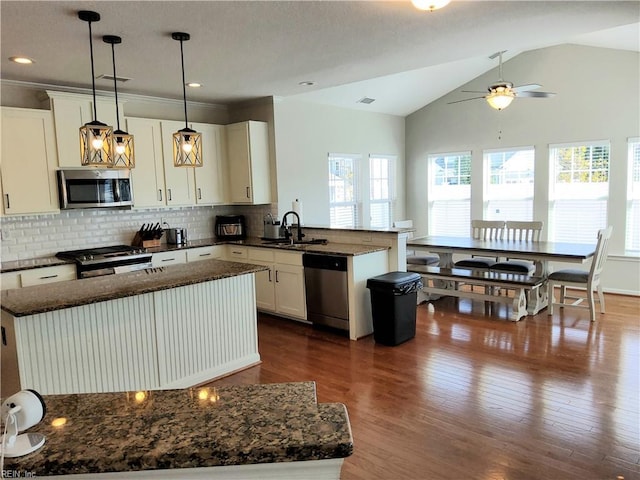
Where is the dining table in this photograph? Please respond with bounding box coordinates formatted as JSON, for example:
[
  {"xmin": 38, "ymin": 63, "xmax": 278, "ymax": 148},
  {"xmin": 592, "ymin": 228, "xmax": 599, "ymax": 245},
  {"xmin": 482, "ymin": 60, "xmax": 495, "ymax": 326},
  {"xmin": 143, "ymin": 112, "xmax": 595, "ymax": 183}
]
[{"xmin": 407, "ymin": 235, "xmax": 597, "ymax": 315}]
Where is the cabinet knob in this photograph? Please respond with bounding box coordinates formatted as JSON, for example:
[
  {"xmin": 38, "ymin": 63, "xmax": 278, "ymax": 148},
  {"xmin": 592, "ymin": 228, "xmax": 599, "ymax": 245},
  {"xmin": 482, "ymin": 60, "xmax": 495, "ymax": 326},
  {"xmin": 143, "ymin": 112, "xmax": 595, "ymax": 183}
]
[
  {"xmin": 158, "ymin": 189, "xmax": 163, "ymax": 201},
  {"xmin": 246, "ymin": 187, "xmax": 250, "ymax": 199},
  {"xmin": 168, "ymin": 189, "xmax": 172, "ymax": 201},
  {"xmin": 4, "ymin": 194, "xmax": 10, "ymax": 210}
]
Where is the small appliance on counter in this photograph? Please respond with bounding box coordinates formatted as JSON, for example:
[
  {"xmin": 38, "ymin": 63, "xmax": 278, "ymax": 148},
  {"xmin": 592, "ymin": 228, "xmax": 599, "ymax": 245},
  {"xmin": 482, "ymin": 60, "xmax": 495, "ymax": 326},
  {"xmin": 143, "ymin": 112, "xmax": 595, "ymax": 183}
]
[
  {"xmin": 166, "ymin": 227, "xmax": 187, "ymax": 245},
  {"xmin": 132, "ymin": 223, "xmax": 164, "ymax": 248},
  {"xmin": 262, "ymin": 213, "xmax": 284, "ymax": 240},
  {"xmin": 215, "ymin": 215, "xmax": 246, "ymax": 240}
]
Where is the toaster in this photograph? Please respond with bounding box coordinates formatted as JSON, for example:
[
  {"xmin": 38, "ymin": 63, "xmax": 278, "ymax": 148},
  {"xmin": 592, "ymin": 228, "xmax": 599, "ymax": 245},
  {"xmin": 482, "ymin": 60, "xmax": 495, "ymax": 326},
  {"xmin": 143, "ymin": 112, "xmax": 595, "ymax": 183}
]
[{"xmin": 215, "ymin": 215, "xmax": 246, "ymax": 239}]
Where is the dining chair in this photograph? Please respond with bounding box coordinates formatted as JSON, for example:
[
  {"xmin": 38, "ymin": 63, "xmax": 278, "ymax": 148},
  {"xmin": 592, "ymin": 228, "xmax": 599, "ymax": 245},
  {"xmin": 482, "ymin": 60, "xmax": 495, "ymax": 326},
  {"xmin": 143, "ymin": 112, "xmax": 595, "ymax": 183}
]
[
  {"xmin": 490, "ymin": 221, "xmax": 544, "ymax": 275},
  {"xmin": 547, "ymin": 226, "xmax": 613, "ymax": 322},
  {"xmin": 454, "ymin": 220, "xmax": 505, "ymax": 269},
  {"xmin": 394, "ymin": 220, "xmax": 439, "ymax": 267}
]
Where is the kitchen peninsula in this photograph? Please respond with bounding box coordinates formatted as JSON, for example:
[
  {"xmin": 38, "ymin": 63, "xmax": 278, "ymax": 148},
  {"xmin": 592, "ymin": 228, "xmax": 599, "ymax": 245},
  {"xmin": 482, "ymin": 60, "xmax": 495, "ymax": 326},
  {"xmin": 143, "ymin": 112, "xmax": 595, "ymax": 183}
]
[
  {"xmin": 1, "ymin": 259, "xmax": 267, "ymax": 395},
  {"xmin": 5, "ymin": 382, "xmax": 354, "ymax": 479}
]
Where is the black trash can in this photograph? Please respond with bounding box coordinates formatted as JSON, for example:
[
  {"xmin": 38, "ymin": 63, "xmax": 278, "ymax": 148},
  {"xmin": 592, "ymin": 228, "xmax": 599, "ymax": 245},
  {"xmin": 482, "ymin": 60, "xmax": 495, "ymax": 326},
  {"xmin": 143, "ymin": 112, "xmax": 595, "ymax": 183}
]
[{"xmin": 366, "ymin": 272, "xmax": 423, "ymax": 346}]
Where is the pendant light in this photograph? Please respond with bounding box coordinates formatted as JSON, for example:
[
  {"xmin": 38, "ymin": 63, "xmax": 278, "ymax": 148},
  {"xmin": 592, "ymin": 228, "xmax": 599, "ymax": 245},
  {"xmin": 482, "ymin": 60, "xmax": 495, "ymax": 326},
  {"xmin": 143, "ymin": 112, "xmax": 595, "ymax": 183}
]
[
  {"xmin": 78, "ymin": 11, "xmax": 113, "ymax": 167},
  {"xmin": 171, "ymin": 32, "xmax": 202, "ymax": 167},
  {"xmin": 103, "ymin": 35, "xmax": 135, "ymax": 168}
]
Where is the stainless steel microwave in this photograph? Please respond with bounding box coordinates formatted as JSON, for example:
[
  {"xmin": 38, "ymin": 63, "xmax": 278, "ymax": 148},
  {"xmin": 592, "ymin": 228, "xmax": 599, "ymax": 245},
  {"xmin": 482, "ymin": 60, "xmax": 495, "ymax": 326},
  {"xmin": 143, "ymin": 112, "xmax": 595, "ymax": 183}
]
[{"xmin": 57, "ymin": 169, "xmax": 133, "ymax": 209}]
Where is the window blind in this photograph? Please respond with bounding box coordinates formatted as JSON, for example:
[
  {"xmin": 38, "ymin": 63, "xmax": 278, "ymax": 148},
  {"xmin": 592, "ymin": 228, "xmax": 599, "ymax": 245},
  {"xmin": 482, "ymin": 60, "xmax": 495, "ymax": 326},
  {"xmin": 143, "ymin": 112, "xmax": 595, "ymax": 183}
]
[
  {"xmin": 369, "ymin": 154, "xmax": 396, "ymax": 228},
  {"xmin": 328, "ymin": 153, "xmax": 361, "ymax": 228},
  {"xmin": 484, "ymin": 147, "xmax": 534, "ymax": 221},
  {"xmin": 428, "ymin": 152, "xmax": 471, "ymax": 235}
]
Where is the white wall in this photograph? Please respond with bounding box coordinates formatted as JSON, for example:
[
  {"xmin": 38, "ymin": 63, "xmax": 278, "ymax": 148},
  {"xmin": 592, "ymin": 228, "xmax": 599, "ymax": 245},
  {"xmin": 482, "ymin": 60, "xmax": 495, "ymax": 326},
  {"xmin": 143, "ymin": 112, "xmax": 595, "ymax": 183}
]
[
  {"xmin": 405, "ymin": 44, "xmax": 640, "ymax": 294},
  {"xmin": 273, "ymin": 98, "xmax": 405, "ymax": 225}
]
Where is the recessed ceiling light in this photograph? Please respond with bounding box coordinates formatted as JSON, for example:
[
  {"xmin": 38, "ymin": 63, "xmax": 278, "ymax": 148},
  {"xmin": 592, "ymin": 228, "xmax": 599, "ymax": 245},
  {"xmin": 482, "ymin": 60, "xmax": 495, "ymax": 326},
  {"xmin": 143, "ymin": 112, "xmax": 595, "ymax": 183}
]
[
  {"xmin": 186, "ymin": 82, "xmax": 202, "ymax": 88},
  {"xmin": 411, "ymin": 0, "xmax": 451, "ymax": 11},
  {"xmin": 10, "ymin": 56, "xmax": 34, "ymax": 64},
  {"xmin": 299, "ymin": 81, "xmax": 315, "ymax": 86}
]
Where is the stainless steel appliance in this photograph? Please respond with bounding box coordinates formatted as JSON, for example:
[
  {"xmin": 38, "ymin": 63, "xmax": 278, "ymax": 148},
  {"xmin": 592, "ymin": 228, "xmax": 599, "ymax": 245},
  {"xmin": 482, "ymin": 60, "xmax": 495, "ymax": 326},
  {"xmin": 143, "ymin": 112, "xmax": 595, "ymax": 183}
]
[
  {"xmin": 166, "ymin": 228, "xmax": 187, "ymax": 245},
  {"xmin": 215, "ymin": 215, "xmax": 246, "ymax": 239},
  {"xmin": 57, "ymin": 169, "xmax": 133, "ymax": 209},
  {"xmin": 56, "ymin": 245, "xmax": 152, "ymax": 278},
  {"xmin": 303, "ymin": 253, "xmax": 349, "ymax": 331},
  {"xmin": 263, "ymin": 213, "xmax": 283, "ymax": 240}
]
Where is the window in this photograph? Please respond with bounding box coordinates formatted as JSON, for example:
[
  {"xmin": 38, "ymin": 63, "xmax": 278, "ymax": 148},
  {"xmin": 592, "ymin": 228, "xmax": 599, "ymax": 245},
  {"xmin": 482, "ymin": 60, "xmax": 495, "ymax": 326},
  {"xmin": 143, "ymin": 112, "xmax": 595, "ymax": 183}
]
[
  {"xmin": 549, "ymin": 141, "xmax": 610, "ymax": 243},
  {"xmin": 369, "ymin": 154, "xmax": 396, "ymax": 228},
  {"xmin": 627, "ymin": 138, "xmax": 640, "ymax": 253},
  {"xmin": 328, "ymin": 153, "xmax": 361, "ymax": 228},
  {"xmin": 484, "ymin": 147, "xmax": 534, "ymax": 221},
  {"xmin": 428, "ymin": 152, "xmax": 471, "ymax": 236}
]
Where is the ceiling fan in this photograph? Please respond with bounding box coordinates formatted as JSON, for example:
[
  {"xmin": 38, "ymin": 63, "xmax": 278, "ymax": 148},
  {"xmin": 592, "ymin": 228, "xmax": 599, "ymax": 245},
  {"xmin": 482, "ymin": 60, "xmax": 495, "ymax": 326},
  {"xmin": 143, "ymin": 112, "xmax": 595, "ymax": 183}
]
[{"xmin": 449, "ymin": 51, "xmax": 556, "ymax": 110}]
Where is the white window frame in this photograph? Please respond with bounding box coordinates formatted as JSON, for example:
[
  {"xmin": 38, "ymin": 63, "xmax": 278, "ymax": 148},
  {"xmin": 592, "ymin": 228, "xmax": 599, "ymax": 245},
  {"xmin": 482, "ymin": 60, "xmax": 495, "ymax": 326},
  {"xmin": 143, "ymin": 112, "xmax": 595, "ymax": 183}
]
[
  {"xmin": 368, "ymin": 154, "xmax": 396, "ymax": 229},
  {"xmin": 548, "ymin": 140, "xmax": 610, "ymax": 244},
  {"xmin": 427, "ymin": 151, "xmax": 472, "ymax": 236},
  {"xmin": 483, "ymin": 146, "xmax": 535, "ymax": 221},
  {"xmin": 328, "ymin": 153, "xmax": 361, "ymax": 228},
  {"xmin": 626, "ymin": 137, "xmax": 640, "ymax": 254}
]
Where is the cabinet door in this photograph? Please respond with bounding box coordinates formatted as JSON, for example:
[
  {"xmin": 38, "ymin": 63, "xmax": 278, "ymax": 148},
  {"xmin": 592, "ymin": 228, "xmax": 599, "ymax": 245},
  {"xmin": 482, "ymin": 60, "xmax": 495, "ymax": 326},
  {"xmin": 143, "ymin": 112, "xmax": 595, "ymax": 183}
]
[
  {"xmin": 226, "ymin": 122, "xmax": 253, "ymax": 203},
  {"xmin": 160, "ymin": 121, "xmax": 195, "ymax": 207},
  {"xmin": 186, "ymin": 246, "xmax": 224, "ymax": 262},
  {"xmin": 126, "ymin": 117, "xmax": 165, "ymax": 208},
  {"xmin": 50, "ymin": 95, "xmax": 121, "ymax": 168},
  {"xmin": 255, "ymin": 264, "xmax": 276, "ymax": 312},
  {"xmin": 152, "ymin": 250, "xmax": 187, "ymax": 267},
  {"xmin": 192, "ymin": 122, "xmax": 225, "ymax": 205},
  {"xmin": 0, "ymin": 108, "xmax": 59, "ymax": 215},
  {"xmin": 274, "ymin": 263, "xmax": 306, "ymax": 319},
  {"xmin": 20, "ymin": 265, "xmax": 76, "ymax": 287}
]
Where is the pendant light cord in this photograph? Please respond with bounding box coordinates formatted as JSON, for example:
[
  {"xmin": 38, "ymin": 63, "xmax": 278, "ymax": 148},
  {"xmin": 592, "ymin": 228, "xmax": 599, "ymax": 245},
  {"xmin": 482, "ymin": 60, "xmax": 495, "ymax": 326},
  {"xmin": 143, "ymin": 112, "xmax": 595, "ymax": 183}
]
[
  {"xmin": 87, "ymin": 19, "xmax": 98, "ymax": 122},
  {"xmin": 179, "ymin": 39, "xmax": 189, "ymax": 129},
  {"xmin": 109, "ymin": 42, "xmax": 121, "ymax": 130}
]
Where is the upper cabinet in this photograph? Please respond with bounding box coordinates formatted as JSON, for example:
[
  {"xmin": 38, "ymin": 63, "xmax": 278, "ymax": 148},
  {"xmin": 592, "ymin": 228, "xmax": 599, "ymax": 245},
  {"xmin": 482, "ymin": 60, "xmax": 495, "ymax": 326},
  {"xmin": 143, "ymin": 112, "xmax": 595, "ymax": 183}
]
[
  {"xmin": 192, "ymin": 122, "xmax": 225, "ymax": 205},
  {"xmin": 226, "ymin": 121, "xmax": 271, "ymax": 204},
  {"xmin": 47, "ymin": 91, "xmax": 123, "ymax": 168},
  {"xmin": 125, "ymin": 117, "xmax": 195, "ymax": 208},
  {"xmin": 0, "ymin": 107, "xmax": 59, "ymax": 215}
]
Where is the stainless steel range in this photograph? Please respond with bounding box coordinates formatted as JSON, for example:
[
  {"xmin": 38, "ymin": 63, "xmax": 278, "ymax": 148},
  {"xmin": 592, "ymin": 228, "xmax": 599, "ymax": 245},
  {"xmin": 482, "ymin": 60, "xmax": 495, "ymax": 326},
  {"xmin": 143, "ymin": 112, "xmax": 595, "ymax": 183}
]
[{"xmin": 56, "ymin": 245, "xmax": 153, "ymax": 278}]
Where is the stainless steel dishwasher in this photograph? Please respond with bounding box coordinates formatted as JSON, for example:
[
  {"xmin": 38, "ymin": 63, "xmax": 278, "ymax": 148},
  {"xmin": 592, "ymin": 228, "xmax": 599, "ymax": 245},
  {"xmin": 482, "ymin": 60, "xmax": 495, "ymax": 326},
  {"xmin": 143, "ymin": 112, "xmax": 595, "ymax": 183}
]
[{"xmin": 303, "ymin": 253, "xmax": 349, "ymax": 331}]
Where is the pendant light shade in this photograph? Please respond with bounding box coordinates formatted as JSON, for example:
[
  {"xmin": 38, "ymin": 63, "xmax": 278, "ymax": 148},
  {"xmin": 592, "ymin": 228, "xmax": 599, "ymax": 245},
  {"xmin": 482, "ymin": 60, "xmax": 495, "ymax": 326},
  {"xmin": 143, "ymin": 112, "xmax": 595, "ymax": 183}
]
[
  {"xmin": 411, "ymin": 0, "xmax": 451, "ymax": 11},
  {"xmin": 172, "ymin": 32, "xmax": 202, "ymax": 168},
  {"xmin": 103, "ymin": 35, "xmax": 135, "ymax": 169},
  {"xmin": 78, "ymin": 10, "xmax": 113, "ymax": 167}
]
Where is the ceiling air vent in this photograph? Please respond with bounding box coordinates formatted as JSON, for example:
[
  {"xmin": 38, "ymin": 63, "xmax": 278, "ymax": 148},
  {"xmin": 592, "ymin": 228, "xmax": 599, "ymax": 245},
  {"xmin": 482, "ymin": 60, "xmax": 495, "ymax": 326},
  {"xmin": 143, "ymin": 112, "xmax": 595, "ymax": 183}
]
[
  {"xmin": 357, "ymin": 97, "xmax": 376, "ymax": 104},
  {"xmin": 97, "ymin": 74, "xmax": 131, "ymax": 83}
]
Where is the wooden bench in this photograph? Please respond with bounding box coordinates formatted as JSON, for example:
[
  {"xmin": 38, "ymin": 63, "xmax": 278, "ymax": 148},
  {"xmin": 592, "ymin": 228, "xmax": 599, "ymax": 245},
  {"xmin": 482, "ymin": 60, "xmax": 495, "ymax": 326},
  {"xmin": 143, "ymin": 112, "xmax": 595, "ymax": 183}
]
[{"xmin": 407, "ymin": 265, "xmax": 545, "ymax": 321}]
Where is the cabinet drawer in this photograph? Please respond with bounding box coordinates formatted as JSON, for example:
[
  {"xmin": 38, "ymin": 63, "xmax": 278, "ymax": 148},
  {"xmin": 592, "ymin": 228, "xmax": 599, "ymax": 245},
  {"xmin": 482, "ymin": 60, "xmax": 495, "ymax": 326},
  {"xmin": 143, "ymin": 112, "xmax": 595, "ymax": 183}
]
[
  {"xmin": 1, "ymin": 272, "xmax": 21, "ymax": 290},
  {"xmin": 248, "ymin": 248, "xmax": 275, "ymax": 263},
  {"xmin": 274, "ymin": 251, "xmax": 303, "ymax": 266},
  {"xmin": 152, "ymin": 250, "xmax": 187, "ymax": 267},
  {"xmin": 227, "ymin": 246, "xmax": 248, "ymax": 261},
  {"xmin": 20, "ymin": 265, "xmax": 76, "ymax": 287},
  {"xmin": 186, "ymin": 246, "xmax": 223, "ymax": 262}
]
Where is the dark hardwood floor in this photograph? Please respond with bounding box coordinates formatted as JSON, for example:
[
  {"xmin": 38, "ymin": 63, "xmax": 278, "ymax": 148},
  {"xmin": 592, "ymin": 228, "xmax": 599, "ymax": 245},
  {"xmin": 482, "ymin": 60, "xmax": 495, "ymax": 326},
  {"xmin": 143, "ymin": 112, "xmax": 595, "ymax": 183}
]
[{"xmin": 207, "ymin": 294, "xmax": 640, "ymax": 480}]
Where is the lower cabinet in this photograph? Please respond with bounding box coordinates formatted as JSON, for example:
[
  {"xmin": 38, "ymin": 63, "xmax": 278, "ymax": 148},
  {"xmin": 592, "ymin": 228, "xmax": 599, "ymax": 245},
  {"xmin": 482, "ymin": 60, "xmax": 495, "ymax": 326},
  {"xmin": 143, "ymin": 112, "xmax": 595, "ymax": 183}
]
[
  {"xmin": 152, "ymin": 250, "xmax": 187, "ymax": 267},
  {"xmin": 247, "ymin": 248, "xmax": 306, "ymax": 321},
  {"xmin": 1, "ymin": 265, "xmax": 77, "ymax": 290},
  {"xmin": 186, "ymin": 246, "xmax": 224, "ymax": 262}
]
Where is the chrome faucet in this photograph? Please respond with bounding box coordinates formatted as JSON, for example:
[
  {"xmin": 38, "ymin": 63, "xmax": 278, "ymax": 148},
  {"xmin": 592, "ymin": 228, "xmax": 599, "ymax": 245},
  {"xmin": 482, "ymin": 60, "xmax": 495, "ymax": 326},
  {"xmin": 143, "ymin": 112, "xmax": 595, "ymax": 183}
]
[{"xmin": 281, "ymin": 211, "xmax": 304, "ymax": 243}]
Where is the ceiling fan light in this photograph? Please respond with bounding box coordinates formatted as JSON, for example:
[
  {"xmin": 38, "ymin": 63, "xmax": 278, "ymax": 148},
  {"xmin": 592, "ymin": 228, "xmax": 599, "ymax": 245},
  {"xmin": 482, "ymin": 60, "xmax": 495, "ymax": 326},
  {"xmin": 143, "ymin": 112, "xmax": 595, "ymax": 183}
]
[
  {"xmin": 486, "ymin": 90, "xmax": 515, "ymax": 111},
  {"xmin": 411, "ymin": 0, "xmax": 451, "ymax": 11}
]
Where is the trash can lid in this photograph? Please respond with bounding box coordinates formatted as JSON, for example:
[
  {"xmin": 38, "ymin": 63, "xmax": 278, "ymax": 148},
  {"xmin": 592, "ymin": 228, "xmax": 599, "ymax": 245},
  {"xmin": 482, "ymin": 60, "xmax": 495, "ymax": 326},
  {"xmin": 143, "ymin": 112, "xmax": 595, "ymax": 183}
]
[{"xmin": 366, "ymin": 271, "xmax": 422, "ymax": 290}]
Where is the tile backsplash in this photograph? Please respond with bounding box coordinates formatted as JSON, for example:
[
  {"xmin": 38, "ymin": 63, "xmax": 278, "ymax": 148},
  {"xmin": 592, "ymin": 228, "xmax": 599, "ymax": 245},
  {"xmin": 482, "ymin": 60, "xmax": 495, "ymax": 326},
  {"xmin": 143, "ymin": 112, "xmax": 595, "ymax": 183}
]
[{"xmin": 0, "ymin": 204, "xmax": 276, "ymax": 262}]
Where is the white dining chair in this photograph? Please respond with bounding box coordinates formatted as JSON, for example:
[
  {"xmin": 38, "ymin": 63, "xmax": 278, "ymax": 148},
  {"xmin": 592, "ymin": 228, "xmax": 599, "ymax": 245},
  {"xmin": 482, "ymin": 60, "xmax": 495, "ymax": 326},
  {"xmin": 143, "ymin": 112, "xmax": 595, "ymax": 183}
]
[
  {"xmin": 547, "ymin": 226, "xmax": 613, "ymax": 322},
  {"xmin": 394, "ymin": 220, "xmax": 439, "ymax": 267},
  {"xmin": 454, "ymin": 220, "xmax": 505, "ymax": 269},
  {"xmin": 490, "ymin": 221, "xmax": 544, "ymax": 275}
]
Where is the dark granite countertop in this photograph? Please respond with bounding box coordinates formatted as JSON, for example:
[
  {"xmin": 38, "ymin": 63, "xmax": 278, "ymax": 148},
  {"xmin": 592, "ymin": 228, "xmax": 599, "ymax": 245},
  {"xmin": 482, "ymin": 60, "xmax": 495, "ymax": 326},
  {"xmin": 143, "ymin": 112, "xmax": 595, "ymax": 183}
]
[
  {"xmin": 4, "ymin": 382, "xmax": 353, "ymax": 476},
  {"xmin": 1, "ymin": 259, "xmax": 268, "ymax": 317}
]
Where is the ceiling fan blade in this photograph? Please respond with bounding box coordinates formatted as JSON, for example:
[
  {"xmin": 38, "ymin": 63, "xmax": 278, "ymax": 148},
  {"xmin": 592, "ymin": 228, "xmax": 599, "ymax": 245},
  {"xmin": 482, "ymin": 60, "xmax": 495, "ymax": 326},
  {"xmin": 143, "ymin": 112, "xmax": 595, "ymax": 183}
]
[
  {"xmin": 516, "ymin": 91, "xmax": 556, "ymax": 98},
  {"xmin": 447, "ymin": 96, "xmax": 486, "ymax": 105},
  {"xmin": 512, "ymin": 83, "xmax": 542, "ymax": 93},
  {"xmin": 461, "ymin": 90, "xmax": 487, "ymax": 94}
]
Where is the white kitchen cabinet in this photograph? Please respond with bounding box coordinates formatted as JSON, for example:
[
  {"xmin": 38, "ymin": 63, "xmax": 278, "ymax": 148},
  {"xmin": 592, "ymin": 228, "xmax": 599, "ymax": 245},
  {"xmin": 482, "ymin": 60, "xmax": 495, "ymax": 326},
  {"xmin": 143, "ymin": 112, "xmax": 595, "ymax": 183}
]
[
  {"xmin": 19, "ymin": 264, "xmax": 76, "ymax": 287},
  {"xmin": 47, "ymin": 91, "xmax": 123, "ymax": 168},
  {"xmin": 0, "ymin": 107, "xmax": 59, "ymax": 215},
  {"xmin": 247, "ymin": 248, "xmax": 306, "ymax": 320},
  {"xmin": 186, "ymin": 246, "xmax": 224, "ymax": 262},
  {"xmin": 226, "ymin": 121, "xmax": 271, "ymax": 204},
  {"xmin": 1, "ymin": 272, "xmax": 20, "ymax": 290},
  {"xmin": 192, "ymin": 122, "xmax": 225, "ymax": 205},
  {"xmin": 227, "ymin": 245, "xmax": 248, "ymax": 261},
  {"xmin": 126, "ymin": 117, "xmax": 195, "ymax": 208},
  {"xmin": 152, "ymin": 250, "xmax": 187, "ymax": 267}
]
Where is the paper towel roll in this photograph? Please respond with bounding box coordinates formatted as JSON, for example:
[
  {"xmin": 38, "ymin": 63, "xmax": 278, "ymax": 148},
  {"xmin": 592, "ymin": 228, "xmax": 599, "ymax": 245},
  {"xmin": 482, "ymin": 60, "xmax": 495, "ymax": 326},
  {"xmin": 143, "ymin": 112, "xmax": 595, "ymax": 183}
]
[{"xmin": 292, "ymin": 199, "xmax": 303, "ymax": 225}]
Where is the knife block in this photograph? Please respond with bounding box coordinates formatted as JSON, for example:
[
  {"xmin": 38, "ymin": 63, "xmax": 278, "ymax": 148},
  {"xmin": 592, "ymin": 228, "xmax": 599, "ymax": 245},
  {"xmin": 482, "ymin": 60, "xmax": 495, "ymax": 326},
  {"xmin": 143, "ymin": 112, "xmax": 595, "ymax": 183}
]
[{"xmin": 132, "ymin": 233, "xmax": 161, "ymax": 248}]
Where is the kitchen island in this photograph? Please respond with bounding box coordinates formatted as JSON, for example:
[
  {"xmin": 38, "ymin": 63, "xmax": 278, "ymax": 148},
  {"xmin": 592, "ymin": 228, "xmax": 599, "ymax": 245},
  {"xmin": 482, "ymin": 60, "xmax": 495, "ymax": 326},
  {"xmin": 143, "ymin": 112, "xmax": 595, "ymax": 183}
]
[
  {"xmin": 4, "ymin": 381, "xmax": 353, "ymax": 479},
  {"xmin": 1, "ymin": 259, "xmax": 267, "ymax": 396}
]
